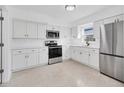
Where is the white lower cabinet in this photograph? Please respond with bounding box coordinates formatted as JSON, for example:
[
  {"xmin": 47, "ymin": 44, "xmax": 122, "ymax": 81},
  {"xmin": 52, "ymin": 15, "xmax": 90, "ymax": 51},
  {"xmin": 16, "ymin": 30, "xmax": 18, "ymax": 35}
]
[
  {"xmin": 63, "ymin": 45, "xmax": 70, "ymax": 60},
  {"xmin": 12, "ymin": 54, "xmax": 27, "ymax": 70},
  {"xmin": 38, "ymin": 48, "xmax": 48, "ymax": 65},
  {"xmin": 89, "ymin": 50, "xmax": 99, "ymax": 70},
  {"xmin": 79, "ymin": 51, "xmax": 89, "ymax": 65},
  {"xmin": 12, "ymin": 48, "xmax": 48, "ymax": 72},
  {"xmin": 71, "ymin": 46, "xmax": 99, "ymax": 70},
  {"xmin": 27, "ymin": 53, "xmax": 38, "ymax": 67}
]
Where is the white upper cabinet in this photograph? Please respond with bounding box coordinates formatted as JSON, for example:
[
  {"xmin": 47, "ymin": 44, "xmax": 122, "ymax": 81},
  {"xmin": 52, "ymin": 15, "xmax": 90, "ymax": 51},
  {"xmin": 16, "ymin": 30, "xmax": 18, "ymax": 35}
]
[
  {"xmin": 47, "ymin": 25, "xmax": 59, "ymax": 31},
  {"xmin": 37, "ymin": 24, "xmax": 46, "ymax": 39},
  {"xmin": 103, "ymin": 14, "xmax": 124, "ymax": 24},
  {"xmin": 93, "ymin": 21, "xmax": 102, "ymax": 39},
  {"xmin": 103, "ymin": 16, "xmax": 117, "ymax": 24},
  {"xmin": 71, "ymin": 26, "xmax": 78, "ymax": 39},
  {"xmin": 116, "ymin": 14, "xmax": 124, "ymax": 22},
  {"xmin": 60, "ymin": 27, "xmax": 71, "ymax": 39},
  {"xmin": 13, "ymin": 19, "xmax": 46, "ymax": 39},
  {"xmin": 27, "ymin": 22, "xmax": 38, "ymax": 39},
  {"xmin": 13, "ymin": 19, "xmax": 27, "ymax": 38}
]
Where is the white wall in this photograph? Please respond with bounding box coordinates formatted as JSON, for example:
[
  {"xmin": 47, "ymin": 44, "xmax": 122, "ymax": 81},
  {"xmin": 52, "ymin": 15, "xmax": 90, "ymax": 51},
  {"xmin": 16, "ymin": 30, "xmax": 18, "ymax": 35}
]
[{"xmin": 70, "ymin": 6, "xmax": 124, "ymax": 48}]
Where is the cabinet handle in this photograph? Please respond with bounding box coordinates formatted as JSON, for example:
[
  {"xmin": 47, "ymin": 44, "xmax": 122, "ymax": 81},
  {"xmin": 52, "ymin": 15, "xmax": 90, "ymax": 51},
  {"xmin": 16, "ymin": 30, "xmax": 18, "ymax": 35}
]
[
  {"xmin": 18, "ymin": 51, "xmax": 22, "ymax": 53},
  {"xmin": 25, "ymin": 55, "xmax": 29, "ymax": 58},
  {"xmin": 89, "ymin": 54, "xmax": 90, "ymax": 56}
]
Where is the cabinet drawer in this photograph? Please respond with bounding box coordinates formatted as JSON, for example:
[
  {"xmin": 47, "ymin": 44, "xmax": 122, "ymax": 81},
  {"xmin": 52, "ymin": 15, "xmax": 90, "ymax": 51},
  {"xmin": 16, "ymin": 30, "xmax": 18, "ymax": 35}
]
[
  {"xmin": 90, "ymin": 49, "xmax": 99, "ymax": 54},
  {"xmin": 27, "ymin": 49, "xmax": 39, "ymax": 53},
  {"xmin": 12, "ymin": 49, "xmax": 39, "ymax": 55},
  {"xmin": 12, "ymin": 49, "xmax": 27, "ymax": 55},
  {"xmin": 39, "ymin": 48, "xmax": 48, "ymax": 52}
]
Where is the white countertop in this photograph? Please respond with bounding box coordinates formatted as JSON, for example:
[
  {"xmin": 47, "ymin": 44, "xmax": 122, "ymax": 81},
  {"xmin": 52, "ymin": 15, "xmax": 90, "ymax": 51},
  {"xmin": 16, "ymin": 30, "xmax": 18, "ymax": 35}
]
[
  {"xmin": 70, "ymin": 45, "xmax": 99, "ymax": 49},
  {"xmin": 11, "ymin": 46, "xmax": 48, "ymax": 50}
]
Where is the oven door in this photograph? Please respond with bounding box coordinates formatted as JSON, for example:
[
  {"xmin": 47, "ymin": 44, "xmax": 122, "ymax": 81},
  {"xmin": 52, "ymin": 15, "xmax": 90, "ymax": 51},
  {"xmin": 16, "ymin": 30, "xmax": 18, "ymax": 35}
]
[{"xmin": 49, "ymin": 46, "xmax": 62, "ymax": 59}]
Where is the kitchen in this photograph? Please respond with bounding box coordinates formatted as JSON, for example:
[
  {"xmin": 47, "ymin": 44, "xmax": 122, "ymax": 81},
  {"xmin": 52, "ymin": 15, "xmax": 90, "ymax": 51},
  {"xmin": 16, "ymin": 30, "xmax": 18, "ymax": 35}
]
[{"xmin": 0, "ymin": 5, "xmax": 124, "ymax": 87}]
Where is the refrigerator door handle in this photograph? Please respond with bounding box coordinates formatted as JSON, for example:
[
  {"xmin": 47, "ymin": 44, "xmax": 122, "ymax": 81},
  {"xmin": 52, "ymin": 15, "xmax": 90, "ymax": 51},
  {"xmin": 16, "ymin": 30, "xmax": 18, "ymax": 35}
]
[{"xmin": 113, "ymin": 22, "xmax": 117, "ymax": 54}]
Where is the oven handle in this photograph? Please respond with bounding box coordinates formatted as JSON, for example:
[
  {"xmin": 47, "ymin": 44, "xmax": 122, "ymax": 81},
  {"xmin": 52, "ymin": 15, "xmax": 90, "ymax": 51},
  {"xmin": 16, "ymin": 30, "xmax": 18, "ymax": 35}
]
[{"xmin": 49, "ymin": 47, "xmax": 62, "ymax": 49}]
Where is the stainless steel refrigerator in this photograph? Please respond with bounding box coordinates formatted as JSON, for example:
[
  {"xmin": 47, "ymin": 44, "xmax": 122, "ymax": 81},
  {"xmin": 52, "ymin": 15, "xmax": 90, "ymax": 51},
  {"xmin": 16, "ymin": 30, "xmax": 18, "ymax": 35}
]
[{"xmin": 100, "ymin": 16, "xmax": 124, "ymax": 82}]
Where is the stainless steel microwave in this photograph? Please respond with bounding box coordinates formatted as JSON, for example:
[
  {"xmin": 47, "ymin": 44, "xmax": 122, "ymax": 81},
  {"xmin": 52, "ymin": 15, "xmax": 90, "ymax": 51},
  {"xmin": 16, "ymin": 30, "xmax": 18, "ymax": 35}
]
[{"xmin": 46, "ymin": 30, "xmax": 60, "ymax": 39}]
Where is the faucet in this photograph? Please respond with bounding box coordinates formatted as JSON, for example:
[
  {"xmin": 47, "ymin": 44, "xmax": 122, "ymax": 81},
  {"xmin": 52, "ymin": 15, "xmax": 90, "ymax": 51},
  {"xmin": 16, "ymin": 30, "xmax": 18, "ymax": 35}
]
[{"xmin": 86, "ymin": 41, "xmax": 90, "ymax": 46}]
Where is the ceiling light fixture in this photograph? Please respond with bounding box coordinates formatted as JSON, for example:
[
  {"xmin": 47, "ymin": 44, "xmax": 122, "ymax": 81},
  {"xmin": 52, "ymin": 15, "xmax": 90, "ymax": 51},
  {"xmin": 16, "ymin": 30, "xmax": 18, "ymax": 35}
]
[{"xmin": 65, "ymin": 5, "xmax": 76, "ymax": 11}]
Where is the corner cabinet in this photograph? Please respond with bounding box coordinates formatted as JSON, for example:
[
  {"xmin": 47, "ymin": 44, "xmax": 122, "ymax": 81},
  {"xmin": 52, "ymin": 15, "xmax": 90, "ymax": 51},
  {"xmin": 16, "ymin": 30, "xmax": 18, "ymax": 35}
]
[
  {"xmin": 71, "ymin": 46, "xmax": 99, "ymax": 70},
  {"xmin": 37, "ymin": 24, "xmax": 46, "ymax": 39}
]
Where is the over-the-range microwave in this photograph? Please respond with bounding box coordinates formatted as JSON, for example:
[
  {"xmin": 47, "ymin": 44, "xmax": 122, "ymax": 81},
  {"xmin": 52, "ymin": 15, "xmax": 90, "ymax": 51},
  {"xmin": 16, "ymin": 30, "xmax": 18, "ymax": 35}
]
[{"xmin": 46, "ymin": 30, "xmax": 60, "ymax": 39}]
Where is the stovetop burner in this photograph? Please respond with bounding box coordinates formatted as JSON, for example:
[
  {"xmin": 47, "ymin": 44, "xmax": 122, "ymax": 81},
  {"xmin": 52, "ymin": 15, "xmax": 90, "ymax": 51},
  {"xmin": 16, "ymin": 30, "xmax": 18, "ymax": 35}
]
[{"xmin": 45, "ymin": 40, "xmax": 58, "ymax": 46}]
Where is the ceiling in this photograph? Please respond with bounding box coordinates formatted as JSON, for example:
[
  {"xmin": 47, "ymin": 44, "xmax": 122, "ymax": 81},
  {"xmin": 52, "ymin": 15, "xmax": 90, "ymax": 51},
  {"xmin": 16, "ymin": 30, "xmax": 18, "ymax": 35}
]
[{"xmin": 11, "ymin": 5, "xmax": 109, "ymax": 24}]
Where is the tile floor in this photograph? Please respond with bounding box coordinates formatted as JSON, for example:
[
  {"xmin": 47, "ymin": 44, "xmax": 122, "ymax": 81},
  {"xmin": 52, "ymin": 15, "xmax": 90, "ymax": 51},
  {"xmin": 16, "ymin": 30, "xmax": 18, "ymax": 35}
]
[{"xmin": 1, "ymin": 60, "xmax": 124, "ymax": 87}]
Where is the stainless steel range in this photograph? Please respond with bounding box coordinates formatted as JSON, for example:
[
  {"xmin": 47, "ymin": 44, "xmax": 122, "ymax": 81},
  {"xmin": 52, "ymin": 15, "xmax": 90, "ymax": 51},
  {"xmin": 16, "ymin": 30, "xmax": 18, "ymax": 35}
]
[{"xmin": 45, "ymin": 41, "xmax": 62, "ymax": 65}]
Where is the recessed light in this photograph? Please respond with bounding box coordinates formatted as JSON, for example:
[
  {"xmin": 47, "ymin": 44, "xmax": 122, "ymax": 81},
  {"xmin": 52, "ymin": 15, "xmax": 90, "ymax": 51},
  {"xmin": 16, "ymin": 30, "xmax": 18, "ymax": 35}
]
[{"xmin": 65, "ymin": 5, "xmax": 76, "ymax": 11}]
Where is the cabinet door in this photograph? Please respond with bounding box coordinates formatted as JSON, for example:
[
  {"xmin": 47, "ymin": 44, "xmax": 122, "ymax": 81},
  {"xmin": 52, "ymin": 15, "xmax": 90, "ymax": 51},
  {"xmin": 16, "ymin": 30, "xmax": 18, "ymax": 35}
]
[
  {"xmin": 80, "ymin": 51, "xmax": 89, "ymax": 65},
  {"xmin": 71, "ymin": 26, "xmax": 78, "ymax": 39},
  {"xmin": 39, "ymin": 49, "xmax": 48, "ymax": 65},
  {"xmin": 103, "ymin": 16, "xmax": 116, "ymax": 24},
  {"xmin": 37, "ymin": 24, "xmax": 46, "ymax": 39},
  {"xmin": 61, "ymin": 27, "xmax": 71, "ymax": 39},
  {"xmin": 89, "ymin": 51, "xmax": 99, "ymax": 70},
  {"xmin": 13, "ymin": 20, "xmax": 27, "ymax": 38},
  {"xmin": 27, "ymin": 53, "xmax": 38, "ymax": 67},
  {"xmin": 27, "ymin": 22, "xmax": 37, "ymax": 38},
  {"xmin": 72, "ymin": 47, "xmax": 78, "ymax": 61},
  {"xmin": 12, "ymin": 54, "xmax": 26, "ymax": 71},
  {"xmin": 62, "ymin": 46, "xmax": 70, "ymax": 60},
  {"xmin": 71, "ymin": 47, "xmax": 75, "ymax": 60}
]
